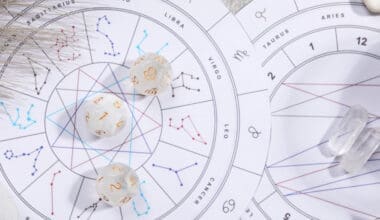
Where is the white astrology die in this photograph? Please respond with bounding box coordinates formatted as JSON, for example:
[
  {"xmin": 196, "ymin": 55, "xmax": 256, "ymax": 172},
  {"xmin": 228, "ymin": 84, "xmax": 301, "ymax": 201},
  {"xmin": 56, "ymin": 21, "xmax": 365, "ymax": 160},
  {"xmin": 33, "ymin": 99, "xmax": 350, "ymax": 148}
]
[
  {"xmin": 129, "ymin": 53, "xmax": 172, "ymax": 96},
  {"xmin": 85, "ymin": 94, "xmax": 127, "ymax": 137},
  {"xmin": 364, "ymin": 0, "xmax": 380, "ymax": 13},
  {"xmin": 96, "ymin": 163, "xmax": 139, "ymax": 207}
]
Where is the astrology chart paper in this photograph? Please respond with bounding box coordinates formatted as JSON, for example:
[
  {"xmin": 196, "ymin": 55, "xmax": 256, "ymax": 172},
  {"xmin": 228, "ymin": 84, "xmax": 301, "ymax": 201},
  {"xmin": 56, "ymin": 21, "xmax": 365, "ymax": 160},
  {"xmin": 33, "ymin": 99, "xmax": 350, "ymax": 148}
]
[
  {"xmin": 235, "ymin": 0, "xmax": 380, "ymax": 219},
  {"xmin": 0, "ymin": 0, "xmax": 270, "ymax": 219}
]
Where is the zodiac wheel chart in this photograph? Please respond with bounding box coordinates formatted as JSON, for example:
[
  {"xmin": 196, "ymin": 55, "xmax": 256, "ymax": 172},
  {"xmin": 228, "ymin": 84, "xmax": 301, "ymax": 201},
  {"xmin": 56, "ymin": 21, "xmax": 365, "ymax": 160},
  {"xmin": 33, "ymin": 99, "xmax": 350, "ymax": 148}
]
[
  {"xmin": 236, "ymin": 0, "xmax": 380, "ymax": 219},
  {"xmin": 0, "ymin": 0, "xmax": 270, "ymax": 219}
]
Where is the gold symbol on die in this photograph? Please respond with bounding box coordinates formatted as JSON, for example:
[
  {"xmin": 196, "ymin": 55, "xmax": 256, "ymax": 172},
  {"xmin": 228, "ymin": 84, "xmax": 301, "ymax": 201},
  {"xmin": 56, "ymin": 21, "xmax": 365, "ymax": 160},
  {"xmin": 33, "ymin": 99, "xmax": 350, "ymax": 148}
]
[
  {"xmin": 93, "ymin": 96, "xmax": 104, "ymax": 104},
  {"xmin": 110, "ymin": 182, "xmax": 122, "ymax": 192},
  {"xmin": 129, "ymin": 177, "xmax": 137, "ymax": 186},
  {"xmin": 134, "ymin": 56, "xmax": 145, "ymax": 66},
  {"xmin": 112, "ymin": 165, "xmax": 123, "ymax": 172},
  {"xmin": 145, "ymin": 88, "xmax": 158, "ymax": 95},
  {"xmin": 154, "ymin": 56, "xmax": 165, "ymax": 64},
  {"xmin": 144, "ymin": 67, "xmax": 157, "ymax": 81},
  {"xmin": 131, "ymin": 75, "xmax": 139, "ymax": 85},
  {"xmin": 120, "ymin": 196, "xmax": 132, "ymax": 204},
  {"xmin": 99, "ymin": 112, "xmax": 109, "ymax": 120},
  {"xmin": 116, "ymin": 120, "xmax": 124, "ymax": 128},
  {"xmin": 113, "ymin": 101, "xmax": 122, "ymax": 109}
]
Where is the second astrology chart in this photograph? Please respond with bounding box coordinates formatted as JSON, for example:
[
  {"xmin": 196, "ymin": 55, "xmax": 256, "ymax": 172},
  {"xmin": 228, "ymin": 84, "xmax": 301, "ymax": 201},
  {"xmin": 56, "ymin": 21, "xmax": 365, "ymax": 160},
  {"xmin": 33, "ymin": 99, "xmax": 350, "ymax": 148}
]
[
  {"xmin": 0, "ymin": 0, "xmax": 270, "ymax": 219},
  {"xmin": 236, "ymin": 0, "xmax": 380, "ymax": 219}
]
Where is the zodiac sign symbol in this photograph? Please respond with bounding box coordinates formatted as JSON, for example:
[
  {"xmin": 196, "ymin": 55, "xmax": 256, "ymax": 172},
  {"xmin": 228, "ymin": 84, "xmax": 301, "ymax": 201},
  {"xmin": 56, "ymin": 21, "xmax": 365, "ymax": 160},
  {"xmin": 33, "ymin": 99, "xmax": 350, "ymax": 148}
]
[
  {"xmin": 255, "ymin": 9, "xmax": 267, "ymax": 22},
  {"xmin": 248, "ymin": 126, "xmax": 261, "ymax": 139}
]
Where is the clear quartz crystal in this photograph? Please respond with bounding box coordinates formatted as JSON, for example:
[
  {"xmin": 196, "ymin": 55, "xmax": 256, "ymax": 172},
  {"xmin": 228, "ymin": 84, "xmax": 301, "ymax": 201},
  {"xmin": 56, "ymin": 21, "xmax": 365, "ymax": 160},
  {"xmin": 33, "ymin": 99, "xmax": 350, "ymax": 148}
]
[
  {"xmin": 341, "ymin": 128, "xmax": 380, "ymax": 173},
  {"xmin": 327, "ymin": 105, "xmax": 368, "ymax": 157}
]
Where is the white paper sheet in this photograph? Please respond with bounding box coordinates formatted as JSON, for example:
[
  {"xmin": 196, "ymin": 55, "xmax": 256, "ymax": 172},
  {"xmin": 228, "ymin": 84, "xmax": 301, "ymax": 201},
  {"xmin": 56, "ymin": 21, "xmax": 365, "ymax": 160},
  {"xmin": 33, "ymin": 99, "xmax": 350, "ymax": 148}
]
[
  {"xmin": 235, "ymin": 0, "xmax": 380, "ymax": 219},
  {"xmin": 0, "ymin": 0, "xmax": 270, "ymax": 219}
]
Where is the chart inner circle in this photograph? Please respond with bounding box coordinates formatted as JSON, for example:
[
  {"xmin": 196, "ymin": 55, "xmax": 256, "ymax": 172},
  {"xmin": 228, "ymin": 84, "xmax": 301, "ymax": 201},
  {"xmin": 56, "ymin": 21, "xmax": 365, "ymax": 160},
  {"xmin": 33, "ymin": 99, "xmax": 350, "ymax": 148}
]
[{"xmin": 45, "ymin": 62, "xmax": 166, "ymax": 179}]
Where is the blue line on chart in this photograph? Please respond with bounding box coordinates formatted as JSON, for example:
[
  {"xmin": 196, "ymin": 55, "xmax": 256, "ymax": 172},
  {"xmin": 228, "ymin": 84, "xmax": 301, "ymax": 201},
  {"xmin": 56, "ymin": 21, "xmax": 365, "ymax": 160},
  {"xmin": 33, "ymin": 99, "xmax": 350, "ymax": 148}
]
[
  {"xmin": 0, "ymin": 101, "xmax": 36, "ymax": 130},
  {"xmin": 152, "ymin": 162, "xmax": 198, "ymax": 186},
  {"xmin": 132, "ymin": 181, "xmax": 151, "ymax": 217},
  {"xmin": 4, "ymin": 146, "xmax": 44, "ymax": 176},
  {"xmin": 136, "ymin": 30, "xmax": 169, "ymax": 55},
  {"xmin": 96, "ymin": 15, "xmax": 121, "ymax": 57}
]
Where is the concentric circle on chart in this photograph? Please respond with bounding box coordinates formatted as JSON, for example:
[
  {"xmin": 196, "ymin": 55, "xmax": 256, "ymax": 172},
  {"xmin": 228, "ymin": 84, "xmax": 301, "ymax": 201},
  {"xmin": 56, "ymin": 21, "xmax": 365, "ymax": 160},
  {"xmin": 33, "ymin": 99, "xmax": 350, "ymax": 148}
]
[
  {"xmin": 236, "ymin": 1, "xmax": 380, "ymax": 219},
  {"xmin": 0, "ymin": 1, "xmax": 270, "ymax": 219}
]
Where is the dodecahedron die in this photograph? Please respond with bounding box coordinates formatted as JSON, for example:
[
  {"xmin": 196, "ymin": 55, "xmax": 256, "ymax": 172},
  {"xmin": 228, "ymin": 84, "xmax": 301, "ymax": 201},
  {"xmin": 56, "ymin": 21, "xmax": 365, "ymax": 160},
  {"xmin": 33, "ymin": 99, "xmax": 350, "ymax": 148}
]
[
  {"xmin": 129, "ymin": 53, "xmax": 172, "ymax": 96},
  {"xmin": 85, "ymin": 93, "xmax": 127, "ymax": 137},
  {"xmin": 96, "ymin": 163, "xmax": 139, "ymax": 207}
]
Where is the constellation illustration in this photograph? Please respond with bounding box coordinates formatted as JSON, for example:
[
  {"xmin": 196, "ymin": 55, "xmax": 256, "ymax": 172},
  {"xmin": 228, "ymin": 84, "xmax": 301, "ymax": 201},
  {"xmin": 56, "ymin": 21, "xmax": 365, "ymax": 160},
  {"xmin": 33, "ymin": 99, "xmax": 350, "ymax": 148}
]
[
  {"xmin": 51, "ymin": 26, "xmax": 81, "ymax": 61},
  {"xmin": 132, "ymin": 181, "xmax": 151, "ymax": 217},
  {"xmin": 152, "ymin": 162, "xmax": 198, "ymax": 186},
  {"xmin": 0, "ymin": 101, "xmax": 36, "ymax": 130},
  {"xmin": 76, "ymin": 198, "xmax": 102, "ymax": 219},
  {"xmin": 171, "ymin": 72, "xmax": 200, "ymax": 97},
  {"xmin": 23, "ymin": 54, "xmax": 51, "ymax": 95},
  {"xmin": 96, "ymin": 15, "xmax": 120, "ymax": 57},
  {"xmin": 0, "ymin": 2, "xmax": 258, "ymax": 219},
  {"xmin": 3, "ymin": 146, "xmax": 44, "ymax": 176},
  {"xmin": 50, "ymin": 170, "xmax": 61, "ymax": 216},
  {"xmin": 169, "ymin": 116, "xmax": 207, "ymax": 145},
  {"xmin": 136, "ymin": 30, "xmax": 169, "ymax": 55}
]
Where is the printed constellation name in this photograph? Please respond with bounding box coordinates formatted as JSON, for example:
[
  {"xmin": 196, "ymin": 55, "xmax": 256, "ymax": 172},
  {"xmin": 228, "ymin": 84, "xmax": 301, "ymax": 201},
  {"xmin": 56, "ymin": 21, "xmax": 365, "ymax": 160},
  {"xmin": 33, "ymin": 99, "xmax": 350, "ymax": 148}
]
[{"xmin": 26, "ymin": 0, "xmax": 76, "ymax": 26}]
